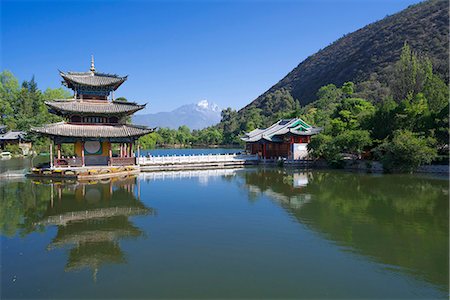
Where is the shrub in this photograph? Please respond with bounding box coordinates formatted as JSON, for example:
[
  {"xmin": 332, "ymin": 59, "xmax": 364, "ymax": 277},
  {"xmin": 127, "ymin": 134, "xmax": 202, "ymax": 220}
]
[
  {"xmin": 4, "ymin": 144, "xmax": 21, "ymax": 155},
  {"xmin": 376, "ymin": 130, "xmax": 437, "ymax": 172}
]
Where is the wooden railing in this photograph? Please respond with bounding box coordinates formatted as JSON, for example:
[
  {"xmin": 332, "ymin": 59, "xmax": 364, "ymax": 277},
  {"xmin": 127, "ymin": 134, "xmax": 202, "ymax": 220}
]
[
  {"xmin": 54, "ymin": 157, "xmax": 83, "ymax": 167},
  {"xmin": 138, "ymin": 153, "xmax": 258, "ymax": 166},
  {"xmin": 54, "ymin": 157, "xmax": 137, "ymax": 167},
  {"xmin": 110, "ymin": 157, "xmax": 136, "ymax": 166}
]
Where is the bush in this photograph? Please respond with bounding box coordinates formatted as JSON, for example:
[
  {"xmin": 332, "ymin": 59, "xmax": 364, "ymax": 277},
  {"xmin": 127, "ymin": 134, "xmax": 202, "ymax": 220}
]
[
  {"xmin": 335, "ymin": 130, "xmax": 372, "ymax": 158},
  {"xmin": 308, "ymin": 134, "xmax": 344, "ymax": 168},
  {"xmin": 4, "ymin": 144, "xmax": 21, "ymax": 155},
  {"xmin": 376, "ymin": 130, "xmax": 437, "ymax": 172}
]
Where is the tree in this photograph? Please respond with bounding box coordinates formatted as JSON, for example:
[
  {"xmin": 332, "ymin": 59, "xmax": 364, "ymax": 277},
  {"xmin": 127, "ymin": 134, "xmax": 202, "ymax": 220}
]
[
  {"xmin": 329, "ymin": 98, "xmax": 375, "ymax": 134},
  {"xmin": 139, "ymin": 132, "xmax": 163, "ymax": 149},
  {"xmin": 394, "ymin": 92, "xmax": 429, "ymax": 132},
  {"xmin": 342, "ymin": 82, "xmax": 354, "ymax": 97},
  {"xmin": 422, "ymin": 73, "xmax": 449, "ymax": 114},
  {"xmin": 369, "ymin": 97, "xmax": 398, "ymax": 141},
  {"xmin": 176, "ymin": 125, "xmax": 192, "ymax": 145},
  {"xmin": 390, "ymin": 42, "xmax": 433, "ymax": 102},
  {"xmin": 431, "ymin": 102, "xmax": 449, "ymax": 151},
  {"xmin": 157, "ymin": 128, "xmax": 177, "ymax": 145},
  {"xmin": 307, "ymin": 134, "xmax": 333, "ymax": 159},
  {"xmin": 307, "ymin": 134, "xmax": 343, "ymax": 167},
  {"xmin": 335, "ymin": 130, "xmax": 372, "ymax": 158},
  {"xmin": 42, "ymin": 87, "xmax": 71, "ymax": 100},
  {"xmin": 243, "ymin": 108, "xmax": 264, "ymax": 132},
  {"xmin": 355, "ymin": 73, "xmax": 391, "ymax": 103},
  {"xmin": 376, "ymin": 130, "xmax": 437, "ymax": 172},
  {"xmin": 220, "ymin": 107, "xmax": 239, "ymax": 144},
  {"xmin": 0, "ymin": 71, "xmax": 20, "ymax": 129}
]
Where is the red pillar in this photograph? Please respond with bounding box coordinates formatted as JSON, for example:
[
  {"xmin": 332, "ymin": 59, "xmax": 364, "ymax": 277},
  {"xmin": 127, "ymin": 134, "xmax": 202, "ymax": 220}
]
[
  {"xmin": 81, "ymin": 141, "xmax": 85, "ymax": 166},
  {"xmin": 49, "ymin": 143, "xmax": 53, "ymax": 168},
  {"xmin": 109, "ymin": 143, "xmax": 112, "ymax": 166}
]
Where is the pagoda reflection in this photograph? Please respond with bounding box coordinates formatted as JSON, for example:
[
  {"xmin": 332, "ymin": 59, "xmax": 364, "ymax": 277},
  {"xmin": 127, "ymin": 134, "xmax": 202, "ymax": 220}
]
[{"xmin": 33, "ymin": 176, "xmax": 153, "ymax": 281}]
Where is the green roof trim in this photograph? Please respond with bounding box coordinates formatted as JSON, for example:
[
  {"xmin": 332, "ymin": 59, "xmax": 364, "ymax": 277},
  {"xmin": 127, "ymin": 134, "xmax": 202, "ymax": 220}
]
[{"xmin": 289, "ymin": 119, "xmax": 311, "ymax": 129}]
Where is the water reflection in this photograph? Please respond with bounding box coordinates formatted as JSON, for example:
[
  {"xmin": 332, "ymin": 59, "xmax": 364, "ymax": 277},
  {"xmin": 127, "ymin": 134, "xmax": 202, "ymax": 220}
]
[
  {"xmin": 241, "ymin": 169, "xmax": 449, "ymax": 291},
  {"xmin": 1, "ymin": 168, "xmax": 448, "ymax": 297},
  {"xmin": 1, "ymin": 176, "xmax": 152, "ymax": 281}
]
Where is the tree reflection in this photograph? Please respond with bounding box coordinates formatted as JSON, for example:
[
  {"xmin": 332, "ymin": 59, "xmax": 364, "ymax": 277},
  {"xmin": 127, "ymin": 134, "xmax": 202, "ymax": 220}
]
[
  {"xmin": 241, "ymin": 169, "xmax": 449, "ymax": 291},
  {"xmin": 0, "ymin": 179, "xmax": 51, "ymax": 237}
]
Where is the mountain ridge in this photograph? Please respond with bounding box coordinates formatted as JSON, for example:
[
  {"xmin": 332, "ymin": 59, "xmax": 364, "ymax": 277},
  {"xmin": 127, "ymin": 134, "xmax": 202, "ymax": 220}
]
[
  {"xmin": 241, "ymin": 0, "xmax": 448, "ymax": 113},
  {"xmin": 133, "ymin": 100, "xmax": 221, "ymax": 130}
]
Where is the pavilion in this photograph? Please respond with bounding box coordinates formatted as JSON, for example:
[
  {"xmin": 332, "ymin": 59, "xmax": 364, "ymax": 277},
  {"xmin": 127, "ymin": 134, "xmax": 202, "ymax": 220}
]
[
  {"xmin": 241, "ymin": 118, "xmax": 322, "ymax": 159},
  {"xmin": 32, "ymin": 57, "xmax": 152, "ymax": 176}
]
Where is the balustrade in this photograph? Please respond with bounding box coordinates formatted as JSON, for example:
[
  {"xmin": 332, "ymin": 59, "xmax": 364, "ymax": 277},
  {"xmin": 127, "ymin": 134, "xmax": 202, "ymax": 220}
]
[
  {"xmin": 138, "ymin": 153, "xmax": 258, "ymax": 165},
  {"xmin": 54, "ymin": 157, "xmax": 83, "ymax": 167}
]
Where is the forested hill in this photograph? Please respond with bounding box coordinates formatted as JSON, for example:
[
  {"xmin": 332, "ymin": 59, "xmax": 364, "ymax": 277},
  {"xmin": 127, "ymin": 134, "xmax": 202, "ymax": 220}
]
[{"xmin": 242, "ymin": 0, "xmax": 448, "ymax": 111}]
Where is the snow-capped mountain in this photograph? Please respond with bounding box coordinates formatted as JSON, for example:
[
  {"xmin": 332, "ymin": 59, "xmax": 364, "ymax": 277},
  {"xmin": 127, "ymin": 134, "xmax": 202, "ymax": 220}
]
[{"xmin": 133, "ymin": 100, "xmax": 222, "ymax": 130}]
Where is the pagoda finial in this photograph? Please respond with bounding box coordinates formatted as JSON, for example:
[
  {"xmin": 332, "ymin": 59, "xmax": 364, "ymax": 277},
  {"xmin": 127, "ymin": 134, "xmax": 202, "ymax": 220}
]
[{"xmin": 90, "ymin": 55, "xmax": 95, "ymax": 73}]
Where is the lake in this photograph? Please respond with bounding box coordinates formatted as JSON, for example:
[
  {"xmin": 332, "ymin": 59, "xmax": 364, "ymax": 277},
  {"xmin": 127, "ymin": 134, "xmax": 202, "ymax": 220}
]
[{"xmin": 1, "ymin": 168, "xmax": 448, "ymax": 299}]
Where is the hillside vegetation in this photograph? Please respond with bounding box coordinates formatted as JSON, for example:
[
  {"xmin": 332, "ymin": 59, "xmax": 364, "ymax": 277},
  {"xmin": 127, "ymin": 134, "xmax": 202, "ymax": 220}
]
[
  {"xmin": 220, "ymin": 0, "xmax": 449, "ymax": 134},
  {"xmin": 215, "ymin": 0, "xmax": 449, "ymax": 146}
]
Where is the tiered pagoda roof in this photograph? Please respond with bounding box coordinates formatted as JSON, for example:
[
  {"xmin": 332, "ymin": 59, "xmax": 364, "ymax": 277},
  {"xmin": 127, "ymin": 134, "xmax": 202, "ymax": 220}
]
[
  {"xmin": 32, "ymin": 57, "xmax": 153, "ymax": 141},
  {"xmin": 46, "ymin": 99, "xmax": 146, "ymax": 116},
  {"xmin": 60, "ymin": 71, "xmax": 127, "ymax": 90},
  {"xmin": 242, "ymin": 118, "xmax": 322, "ymax": 143},
  {"xmin": 32, "ymin": 122, "xmax": 153, "ymax": 138}
]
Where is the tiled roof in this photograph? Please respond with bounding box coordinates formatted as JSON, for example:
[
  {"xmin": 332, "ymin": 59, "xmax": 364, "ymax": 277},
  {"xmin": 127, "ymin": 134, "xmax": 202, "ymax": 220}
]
[
  {"xmin": 241, "ymin": 118, "xmax": 322, "ymax": 143},
  {"xmin": 0, "ymin": 131, "xmax": 26, "ymax": 140},
  {"xmin": 32, "ymin": 122, "xmax": 153, "ymax": 138},
  {"xmin": 60, "ymin": 71, "xmax": 127, "ymax": 89},
  {"xmin": 46, "ymin": 100, "xmax": 146, "ymax": 115}
]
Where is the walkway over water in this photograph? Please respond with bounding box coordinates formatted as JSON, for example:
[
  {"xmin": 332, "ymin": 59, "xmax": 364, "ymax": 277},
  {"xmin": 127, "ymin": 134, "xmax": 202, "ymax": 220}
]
[{"xmin": 138, "ymin": 153, "xmax": 259, "ymax": 171}]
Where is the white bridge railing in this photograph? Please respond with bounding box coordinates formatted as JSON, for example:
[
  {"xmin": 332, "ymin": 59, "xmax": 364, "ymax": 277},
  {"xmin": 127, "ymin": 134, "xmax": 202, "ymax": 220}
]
[
  {"xmin": 138, "ymin": 153, "xmax": 258, "ymax": 166},
  {"xmin": 139, "ymin": 168, "xmax": 240, "ymax": 181}
]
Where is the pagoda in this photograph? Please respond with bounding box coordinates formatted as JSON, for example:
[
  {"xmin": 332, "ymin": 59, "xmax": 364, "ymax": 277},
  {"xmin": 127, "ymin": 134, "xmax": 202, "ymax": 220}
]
[{"xmin": 32, "ymin": 57, "xmax": 152, "ymax": 170}]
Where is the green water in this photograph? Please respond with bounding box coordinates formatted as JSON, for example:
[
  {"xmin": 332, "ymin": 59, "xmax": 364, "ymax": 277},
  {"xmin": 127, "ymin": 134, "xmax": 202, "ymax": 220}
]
[{"xmin": 1, "ymin": 168, "xmax": 448, "ymax": 299}]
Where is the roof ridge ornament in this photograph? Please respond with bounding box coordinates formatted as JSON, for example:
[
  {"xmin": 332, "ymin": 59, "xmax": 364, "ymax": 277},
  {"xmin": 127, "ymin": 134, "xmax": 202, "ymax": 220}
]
[{"xmin": 90, "ymin": 55, "xmax": 95, "ymax": 74}]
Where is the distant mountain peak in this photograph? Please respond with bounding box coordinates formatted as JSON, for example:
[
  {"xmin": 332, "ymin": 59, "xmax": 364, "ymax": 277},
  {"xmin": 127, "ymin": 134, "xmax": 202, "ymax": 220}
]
[
  {"xmin": 196, "ymin": 100, "xmax": 220, "ymax": 112},
  {"xmin": 133, "ymin": 100, "xmax": 222, "ymax": 130}
]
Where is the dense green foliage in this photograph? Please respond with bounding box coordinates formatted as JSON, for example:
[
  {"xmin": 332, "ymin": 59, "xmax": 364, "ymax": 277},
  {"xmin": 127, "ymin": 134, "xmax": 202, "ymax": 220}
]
[
  {"xmin": 0, "ymin": 71, "xmax": 71, "ymax": 153},
  {"xmin": 0, "ymin": 71, "xmax": 70, "ymax": 130},
  {"xmin": 213, "ymin": 42, "xmax": 447, "ymax": 172},
  {"xmin": 138, "ymin": 125, "xmax": 224, "ymax": 148},
  {"xmin": 305, "ymin": 43, "xmax": 447, "ymax": 171},
  {"xmin": 375, "ymin": 130, "xmax": 437, "ymax": 172}
]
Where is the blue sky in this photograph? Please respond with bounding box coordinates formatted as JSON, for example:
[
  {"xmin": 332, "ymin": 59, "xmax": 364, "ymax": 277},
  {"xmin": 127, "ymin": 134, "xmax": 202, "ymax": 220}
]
[{"xmin": 2, "ymin": 0, "xmax": 422, "ymax": 113}]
